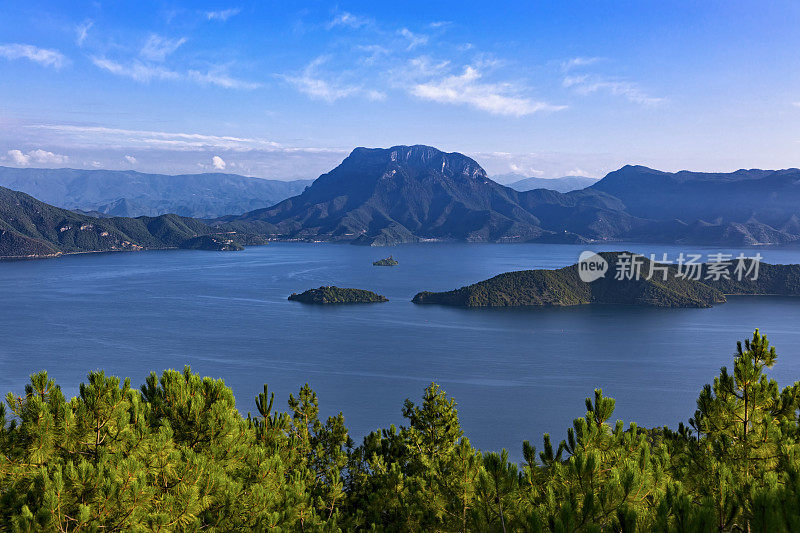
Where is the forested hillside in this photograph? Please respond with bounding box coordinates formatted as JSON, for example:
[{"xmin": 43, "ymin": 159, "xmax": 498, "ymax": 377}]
[
  {"xmin": 2, "ymin": 330, "xmax": 799, "ymax": 531},
  {"xmin": 0, "ymin": 185, "xmax": 221, "ymax": 258}
]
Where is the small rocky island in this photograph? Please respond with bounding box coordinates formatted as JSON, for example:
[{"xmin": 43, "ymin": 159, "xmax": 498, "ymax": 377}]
[
  {"xmin": 289, "ymin": 286, "xmax": 389, "ymax": 304},
  {"xmin": 412, "ymin": 251, "xmax": 800, "ymax": 309},
  {"xmin": 373, "ymin": 255, "xmax": 399, "ymax": 266}
]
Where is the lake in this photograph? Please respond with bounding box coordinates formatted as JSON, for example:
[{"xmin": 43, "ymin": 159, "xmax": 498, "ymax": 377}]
[{"xmin": 2, "ymin": 242, "xmax": 800, "ymax": 458}]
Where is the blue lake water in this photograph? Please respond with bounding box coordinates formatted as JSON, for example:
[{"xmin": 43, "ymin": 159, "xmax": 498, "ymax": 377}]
[{"xmin": 2, "ymin": 242, "xmax": 800, "ymax": 458}]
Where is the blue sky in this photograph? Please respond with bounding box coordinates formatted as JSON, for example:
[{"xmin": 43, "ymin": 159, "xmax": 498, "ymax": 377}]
[{"xmin": 1, "ymin": 0, "xmax": 799, "ymax": 180}]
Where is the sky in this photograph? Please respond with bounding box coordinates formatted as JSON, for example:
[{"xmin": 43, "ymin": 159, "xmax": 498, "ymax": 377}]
[{"xmin": 1, "ymin": 0, "xmax": 799, "ymax": 181}]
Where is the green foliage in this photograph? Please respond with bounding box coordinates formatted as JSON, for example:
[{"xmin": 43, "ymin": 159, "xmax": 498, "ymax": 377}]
[
  {"xmin": 288, "ymin": 286, "xmax": 389, "ymax": 304},
  {"xmin": 373, "ymin": 256, "xmax": 399, "ymax": 266},
  {"xmin": 413, "ymin": 252, "xmax": 800, "ymax": 308},
  {"xmin": 2, "ymin": 330, "xmax": 800, "ymax": 531}
]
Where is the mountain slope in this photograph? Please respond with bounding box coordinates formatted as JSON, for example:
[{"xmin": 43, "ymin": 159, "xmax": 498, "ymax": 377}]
[
  {"xmin": 216, "ymin": 145, "xmax": 634, "ymax": 245},
  {"xmin": 507, "ymin": 175, "xmax": 599, "ymax": 193},
  {"xmin": 0, "ymin": 166, "xmax": 312, "ymax": 218},
  {"xmin": 0, "ymin": 185, "xmax": 218, "ymax": 258}
]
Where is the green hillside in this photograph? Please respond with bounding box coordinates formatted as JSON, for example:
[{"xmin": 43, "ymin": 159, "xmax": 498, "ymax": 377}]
[{"xmin": 0, "ymin": 185, "xmax": 216, "ymax": 258}]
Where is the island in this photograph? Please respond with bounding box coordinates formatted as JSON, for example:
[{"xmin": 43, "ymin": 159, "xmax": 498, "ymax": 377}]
[
  {"xmin": 288, "ymin": 286, "xmax": 389, "ymax": 304},
  {"xmin": 412, "ymin": 251, "xmax": 800, "ymax": 308},
  {"xmin": 373, "ymin": 255, "xmax": 399, "ymax": 266}
]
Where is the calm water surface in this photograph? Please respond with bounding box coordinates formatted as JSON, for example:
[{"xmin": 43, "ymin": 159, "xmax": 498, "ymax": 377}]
[{"xmin": 2, "ymin": 242, "xmax": 800, "ymax": 458}]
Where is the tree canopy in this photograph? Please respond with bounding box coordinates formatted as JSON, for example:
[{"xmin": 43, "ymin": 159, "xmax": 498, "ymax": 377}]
[{"xmin": 2, "ymin": 329, "xmax": 800, "ymax": 531}]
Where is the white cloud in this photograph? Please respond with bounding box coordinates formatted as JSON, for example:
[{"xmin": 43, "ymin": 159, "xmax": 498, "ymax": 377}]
[
  {"xmin": 562, "ymin": 56, "xmax": 603, "ymax": 71},
  {"xmin": 124, "ymin": 155, "xmax": 137, "ymax": 164},
  {"xmin": 563, "ymin": 74, "xmax": 664, "ymax": 106},
  {"xmin": 328, "ymin": 12, "xmax": 370, "ymax": 29},
  {"xmin": 410, "ymin": 66, "xmax": 565, "ymax": 117},
  {"xmin": 76, "ymin": 20, "xmax": 93, "ymax": 46},
  {"xmin": 91, "ymin": 56, "xmax": 180, "ymax": 82},
  {"xmin": 793, "ymin": 102, "xmax": 800, "ymax": 108},
  {"xmin": 0, "ymin": 43, "xmax": 67, "ymax": 68},
  {"xmin": 365, "ymin": 89, "xmax": 387, "ymax": 101},
  {"xmin": 402, "ymin": 56, "xmax": 451, "ymax": 79},
  {"xmin": 398, "ymin": 28, "xmax": 428, "ymax": 50},
  {"xmin": 212, "ymin": 155, "xmax": 226, "ymax": 170},
  {"xmin": 281, "ymin": 56, "xmax": 360, "ymax": 102},
  {"xmin": 91, "ymin": 55, "xmax": 257, "ymax": 90},
  {"xmin": 28, "ymin": 124, "xmax": 347, "ymax": 154},
  {"xmin": 7, "ymin": 149, "xmax": 69, "ymax": 166},
  {"xmin": 206, "ymin": 8, "xmax": 241, "ymax": 21},
  {"xmin": 355, "ymin": 44, "xmax": 389, "ymax": 65},
  {"xmin": 89, "ymin": 161, "xmax": 103, "ymax": 168},
  {"xmin": 7, "ymin": 150, "xmax": 29, "ymax": 165},
  {"xmin": 509, "ymin": 163, "xmax": 544, "ymax": 176},
  {"xmin": 187, "ymin": 69, "xmax": 260, "ymax": 90},
  {"xmin": 140, "ymin": 34, "xmax": 187, "ymax": 62}
]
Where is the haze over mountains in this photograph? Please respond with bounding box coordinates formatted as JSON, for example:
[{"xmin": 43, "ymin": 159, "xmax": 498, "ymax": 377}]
[
  {"xmin": 0, "ymin": 167, "xmax": 312, "ymax": 218},
  {"xmin": 3, "ymin": 144, "xmax": 800, "ymax": 258},
  {"xmin": 501, "ymin": 174, "xmax": 599, "ymax": 193}
]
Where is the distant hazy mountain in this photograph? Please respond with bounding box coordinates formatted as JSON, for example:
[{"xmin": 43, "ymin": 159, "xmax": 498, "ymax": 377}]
[
  {"xmin": 591, "ymin": 165, "xmax": 800, "ymax": 225},
  {"xmin": 0, "ymin": 167, "xmax": 312, "ymax": 218},
  {"xmin": 0, "ymin": 185, "xmax": 220, "ymax": 258},
  {"xmin": 216, "ymin": 145, "xmax": 634, "ymax": 245},
  {"xmin": 506, "ymin": 175, "xmax": 599, "ymax": 193}
]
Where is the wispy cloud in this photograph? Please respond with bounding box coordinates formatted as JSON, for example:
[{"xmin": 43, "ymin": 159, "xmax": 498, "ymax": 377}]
[
  {"xmin": 76, "ymin": 20, "xmax": 93, "ymax": 47},
  {"xmin": 793, "ymin": 102, "xmax": 800, "ymax": 108},
  {"xmin": 0, "ymin": 43, "xmax": 67, "ymax": 68},
  {"xmin": 91, "ymin": 56, "xmax": 180, "ymax": 82},
  {"xmin": 398, "ymin": 28, "xmax": 428, "ymax": 50},
  {"xmin": 124, "ymin": 155, "xmax": 137, "ymax": 164},
  {"xmin": 188, "ymin": 69, "xmax": 260, "ymax": 90},
  {"xmin": 562, "ymin": 56, "xmax": 603, "ymax": 71},
  {"xmin": 206, "ymin": 8, "xmax": 241, "ymax": 21},
  {"xmin": 563, "ymin": 74, "xmax": 664, "ymax": 106},
  {"xmin": 140, "ymin": 34, "xmax": 187, "ymax": 62},
  {"xmin": 327, "ymin": 11, "xmax": 371, "ymax": 29},
  {"xmin": 27, "ymin": 124, "xmax": 348, "ymax": 154},
  {"xmin": 91, "ymin": 56, "xmax": 258, "ymax": 89},
  {"xmin": 6, "ymin": 149, "xmax": 68, "ymax": 166},
  {"xmin": 410, "ymin": 65, "xmax": 565, "ymax": 117},
  {"xmin": 281, "ymin": 56, "xmax": 362, "ymax": 102}
]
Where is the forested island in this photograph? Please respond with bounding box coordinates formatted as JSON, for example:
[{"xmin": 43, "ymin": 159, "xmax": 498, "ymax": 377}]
[
  {"xmin": 1, "ymin": 330, "xmax": 798, "ymax": 530},
  {"xmin": 413, "ymin": 251, "xmax": 800, "ymax": 308},
  {"xmin": 373, "ymin": 255, "xmax": 399, "ymax": 266},
  {"xmin": 288, "ymin": 286, "xmax": 388, "ymax": 304}
]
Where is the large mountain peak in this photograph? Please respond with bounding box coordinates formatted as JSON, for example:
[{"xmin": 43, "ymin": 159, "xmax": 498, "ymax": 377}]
[{"xmin": 341, "ymin": 145, "xmax": 487, "ymax": 181}]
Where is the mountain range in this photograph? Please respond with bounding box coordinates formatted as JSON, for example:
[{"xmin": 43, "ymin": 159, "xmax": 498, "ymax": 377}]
[
  {"xmin": 215, "ymin": 145, "xmax": 629, "ymax": 245},
  {"xmin": 503, "ymin": 174, "xmax": 599, "ymax": 193},
  {"xmin": 0, "ymin": 166, "xmax": 312, "ymax": 218},
  {"xmin": 3, "ymin": 144, "xmax": 800, "ymax": 258},
  {"xmin": 215, "ymin": 145, "xmax": 800, "ymax": 246}
]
